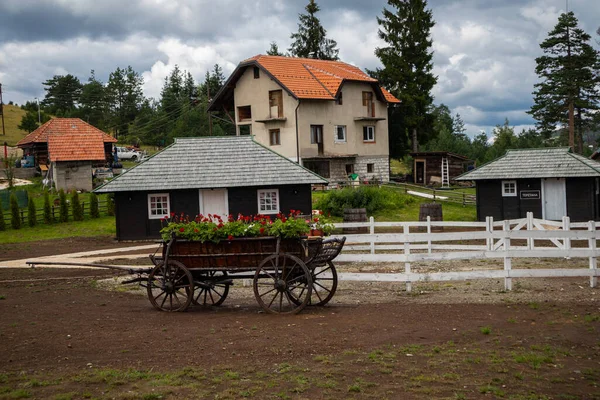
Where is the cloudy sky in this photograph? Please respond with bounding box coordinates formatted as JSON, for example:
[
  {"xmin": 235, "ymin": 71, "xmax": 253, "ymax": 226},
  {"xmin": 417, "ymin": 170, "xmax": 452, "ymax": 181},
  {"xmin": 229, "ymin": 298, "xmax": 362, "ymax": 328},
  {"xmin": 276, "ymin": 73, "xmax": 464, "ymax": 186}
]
[{"xmin": 1, "ymin": 0, "xmax": 599, "ymax": 137}]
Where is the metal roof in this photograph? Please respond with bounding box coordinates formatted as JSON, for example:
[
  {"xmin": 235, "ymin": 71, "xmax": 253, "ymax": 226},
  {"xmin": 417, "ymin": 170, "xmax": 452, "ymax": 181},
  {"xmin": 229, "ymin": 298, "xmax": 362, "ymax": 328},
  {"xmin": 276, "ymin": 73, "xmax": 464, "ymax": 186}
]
[
  {"xmin": 456, "ymin": 147, "xmax": 600, "ymax": 181},
  {"xmin": 95, "ymin": 136, "xmax": 327, "ymax": 193}
]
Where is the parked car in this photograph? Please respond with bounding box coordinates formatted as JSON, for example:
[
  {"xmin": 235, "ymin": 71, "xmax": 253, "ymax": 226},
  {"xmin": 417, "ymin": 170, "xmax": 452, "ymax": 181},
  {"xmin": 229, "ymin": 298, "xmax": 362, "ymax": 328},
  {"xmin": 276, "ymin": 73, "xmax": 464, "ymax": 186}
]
[{"xmin": 116, "ymin": 147, "xmax": 142, "ymax": 161}]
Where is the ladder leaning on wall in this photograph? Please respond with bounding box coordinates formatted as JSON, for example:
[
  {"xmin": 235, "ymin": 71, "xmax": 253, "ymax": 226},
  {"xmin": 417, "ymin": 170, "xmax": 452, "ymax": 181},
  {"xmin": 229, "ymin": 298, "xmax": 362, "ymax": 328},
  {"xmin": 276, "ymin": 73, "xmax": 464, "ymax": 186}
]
[{"xmin": 441, "ymin": 157, "xmax": 450, "ymax": 188}]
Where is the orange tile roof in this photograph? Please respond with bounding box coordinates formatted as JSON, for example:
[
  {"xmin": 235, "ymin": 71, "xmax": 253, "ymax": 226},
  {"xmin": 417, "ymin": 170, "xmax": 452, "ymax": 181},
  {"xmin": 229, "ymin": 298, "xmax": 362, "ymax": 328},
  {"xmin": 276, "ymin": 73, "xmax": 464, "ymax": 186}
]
[
  {"xmin": 17, "ymin": 118, "xmax": 117, "ymax": 147},
  {"xmin": 243, "ymin": 55, "xmax": 400, "ymax": 103},
  {"xmin": 48, "ymin": 130, "xmax": 107, "ymax": 162}
]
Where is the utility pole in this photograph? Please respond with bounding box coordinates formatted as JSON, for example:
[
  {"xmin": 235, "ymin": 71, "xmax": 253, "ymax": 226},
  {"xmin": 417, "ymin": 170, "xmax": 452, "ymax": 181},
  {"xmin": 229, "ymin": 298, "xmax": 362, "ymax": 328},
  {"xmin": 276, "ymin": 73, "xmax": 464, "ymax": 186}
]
[
  {"xmin": 207, "ymin": 79, "xmax": 213, "ymax": 136},
  {"xmin": 0, "ymin": 83, "xmax": 6, "ymax": 136},
  {"xmin": 35, "ymin": 97, "xmax": 41, "ymax": 123}
]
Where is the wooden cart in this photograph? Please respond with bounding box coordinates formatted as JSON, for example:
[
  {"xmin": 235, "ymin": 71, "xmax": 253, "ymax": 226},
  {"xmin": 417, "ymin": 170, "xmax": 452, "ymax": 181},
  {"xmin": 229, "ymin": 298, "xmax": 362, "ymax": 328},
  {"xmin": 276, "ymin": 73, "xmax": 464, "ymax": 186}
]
[{"xmin": 146, "ymin": 235, "xmax": 346, "ymax": 314}]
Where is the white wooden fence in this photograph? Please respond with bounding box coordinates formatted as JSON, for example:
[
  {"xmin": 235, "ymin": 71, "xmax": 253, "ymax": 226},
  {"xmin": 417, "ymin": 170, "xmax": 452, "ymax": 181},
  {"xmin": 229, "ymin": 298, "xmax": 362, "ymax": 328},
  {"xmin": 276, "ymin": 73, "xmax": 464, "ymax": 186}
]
[{"xmin": 330, "ymin": 212, "xmax": 599, "ymax": 292}]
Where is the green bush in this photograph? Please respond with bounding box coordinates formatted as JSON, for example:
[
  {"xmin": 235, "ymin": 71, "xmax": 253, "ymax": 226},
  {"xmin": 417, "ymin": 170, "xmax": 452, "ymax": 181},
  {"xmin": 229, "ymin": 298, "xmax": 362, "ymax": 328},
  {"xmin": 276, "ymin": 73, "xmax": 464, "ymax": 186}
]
[
  {"xmin": 10, "ymin": 193, "xmax": 21, "ymax": 229},
  {"xmin": 27, "ymin": 196, "xmax": 37, "ymax": 227},
  {"xmin": 0, "ymin": 201, "xmax": 5, "ymax": 231},
  {"xmin": 314, "ymin": 186, "xmax": 416, "ymax": 217},
  {"xmin": 107, "ymin": 193, "xmax": 115, "ymax": 216},
  {"xmin": 59, "ymin": 189, "xmax": 69, "ymax": 222},
  {"xmin": 89, "ymin": 193, "xmax": 99, "ymax": 218},
  {"xmin": 43, "ymin": 191, "xmax": 53, "ymax": 224},
  {"xmin": 71, "ymin": 191, "xmax": 84, "ymax": 221}
]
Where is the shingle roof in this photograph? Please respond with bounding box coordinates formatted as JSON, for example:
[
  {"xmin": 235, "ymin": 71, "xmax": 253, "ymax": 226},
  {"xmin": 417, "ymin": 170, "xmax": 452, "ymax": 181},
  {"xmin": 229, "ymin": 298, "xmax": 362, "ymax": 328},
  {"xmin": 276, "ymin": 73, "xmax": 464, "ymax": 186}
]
[
  {"xmin": 48, "ymin": 130, "xmax": 106, "ymax": 162},
  {"xmin": 208, "ymin": 55, "xmax": 400, "ymax": 111},
  {"xmin": 95, "ymin": 136, "xmax": 328, "ymax": 193},
  {"xmin": 17, "ymin": 118, "xmax": 117, "ymax": 146},
  {"xmin": 456, "ymin": 147, "xmax": 600, "ymax": 181}
]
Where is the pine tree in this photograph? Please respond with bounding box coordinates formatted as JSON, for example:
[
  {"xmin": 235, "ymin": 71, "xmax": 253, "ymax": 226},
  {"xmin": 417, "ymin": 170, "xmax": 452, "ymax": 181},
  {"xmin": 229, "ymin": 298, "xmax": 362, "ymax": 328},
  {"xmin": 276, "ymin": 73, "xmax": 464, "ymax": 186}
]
[
  {"xmin": 10, "ymin": 193, "xmax": 21, "ymax": 230},
  {"xmin": 43, "ymin": 191, "xmax": 53, "ymax": 224},
  {"xmin": 106, "ymin": 194, "xmax": 115, "ymax": 216},
  {"xmin": 89, "ymin": 193, "xmax": 100, "ymax": 219},
  {"xmin": 267, "ymin": 42, "xmax": 285, "ymax": 56},
  {"xmin": 27, "ymin": 197, "xmax": 37, "ymax": 227},
  {"xmin": 17, "ymin": 112, "xmax": 39, "ymax": 133},
  {"xmin": 0, "ymin": 201, "xmax": 5, "ymax": 231},
  {"xmin": 71, "ymin": 191, "xmax": 83, "ymax": 221},
  {"xmin": 59, "ymin": 189, "xmax": 69, "ymax": 222},
  {"xmin": 289, "ymin": 0, "xmax": 339, "ymax": 60},
  {"xmin": 528, "ymin": 12, "xmax": 600, "ymax": 153},
  {"xmin": 371, "ymin": 0, "xmax": 437, "ymax": 156}
]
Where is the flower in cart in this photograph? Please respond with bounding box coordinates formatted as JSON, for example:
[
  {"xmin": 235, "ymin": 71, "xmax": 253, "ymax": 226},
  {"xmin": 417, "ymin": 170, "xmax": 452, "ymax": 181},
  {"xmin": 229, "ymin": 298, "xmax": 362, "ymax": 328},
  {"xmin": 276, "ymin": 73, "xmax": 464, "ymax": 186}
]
[{"xmin": 311, "ymin": 214, "xmax": 334, "ymax": 236}]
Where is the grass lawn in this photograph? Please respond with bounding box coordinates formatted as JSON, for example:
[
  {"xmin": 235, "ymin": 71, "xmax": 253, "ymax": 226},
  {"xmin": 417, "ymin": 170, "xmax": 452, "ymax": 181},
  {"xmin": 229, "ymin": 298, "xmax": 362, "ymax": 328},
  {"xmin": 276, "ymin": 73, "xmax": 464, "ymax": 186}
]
[
  {"xmin": 1, "ymin": 104, "xmax": 29, "ymax": 146},
  {"xmin": 0, "ymin": 215, "xmax": 115, "ymax": 243}
]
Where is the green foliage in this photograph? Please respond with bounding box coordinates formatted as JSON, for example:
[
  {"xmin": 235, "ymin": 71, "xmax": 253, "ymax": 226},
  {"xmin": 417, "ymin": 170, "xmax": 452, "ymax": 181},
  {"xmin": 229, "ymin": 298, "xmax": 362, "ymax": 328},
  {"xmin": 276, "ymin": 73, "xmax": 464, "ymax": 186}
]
[
  {"xmin": 59, "ymin": 189, "xmax": 69, "ymax": 222},
  {"xmin": 314, "ymin": 186, "xmax": 416, "ymax": 217},
  {"xmin": 42, "ymin": 74, "xmax": 83, "ymax": 116},
  {"xmin": 10, "ymin": 193, "xmax": 21, "ymax": 230},
  {"xmin": 106, "ymin": 66, "xmax": 144, "ymax": 139},
  {"xmin": 267, "ymin": 41, "xmax": 285, "ymax": 56},
  {"xmin": 71, "ymin": 191, "xmax": 84, "ymax": 221},
  {"xmin": 43, "ymin": 191, "xmax": 53, "ymax": 224},
  {"xmin": 0, "ymin": 201, "xmax": 5, "ymax": 231},
  {"xmin": 27, "ymin": 196, "xmax": 37, "ymax": 227},
  {"xmin": 17, "ymin": 111, "xmax": 39, "ymax": 133},
  {"xmin": 89, "ymin": 193, "xmax": 100, "ymax": 218},
  {"xmin": 106, "ymin": 194, "xmax": 115, "ymax": 216},
  {"xmin": 289, "ymin": 0, "xmax": 339, "ymax": 60}
]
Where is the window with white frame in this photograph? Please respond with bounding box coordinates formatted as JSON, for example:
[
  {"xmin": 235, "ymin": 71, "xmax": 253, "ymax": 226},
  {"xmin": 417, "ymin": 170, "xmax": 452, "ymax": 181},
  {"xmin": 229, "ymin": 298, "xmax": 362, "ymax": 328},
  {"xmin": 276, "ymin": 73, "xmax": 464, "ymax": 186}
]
[
  {"xmin": 257, "ymin": 189, "xmax": 279, "ymax": 214},
  {"xmin": 502, "ymin": 180, "xmax": 517, "ymax": 197},
  {"xmin": 148, "ymin": 193, "xmax": 170, "ymax": 219},
  {"xmin": 335, "ymin": 125, "xmax": 346, "ymax": 142},
  {"xmin": 363, "ymin": 126, "xmax": 375, "ymax": 142}
]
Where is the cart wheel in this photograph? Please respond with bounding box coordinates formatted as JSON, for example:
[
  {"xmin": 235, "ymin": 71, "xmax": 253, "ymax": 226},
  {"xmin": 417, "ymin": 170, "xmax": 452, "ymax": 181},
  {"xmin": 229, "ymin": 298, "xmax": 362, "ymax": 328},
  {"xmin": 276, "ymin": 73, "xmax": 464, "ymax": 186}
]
[
  {"xmin": 253, "ymin": 254, "xmax": 312, "ymax": 315},
  {"xmin": 147, "ymin": 260, "xmax": 194, "ymax": 312},
  {"xmin": 308, "ymin": 261, "xmax": 339, "ymax": 306},
  {"xmin": 192, "ymin": 271, "xmax": 230, "ymax": 306}
]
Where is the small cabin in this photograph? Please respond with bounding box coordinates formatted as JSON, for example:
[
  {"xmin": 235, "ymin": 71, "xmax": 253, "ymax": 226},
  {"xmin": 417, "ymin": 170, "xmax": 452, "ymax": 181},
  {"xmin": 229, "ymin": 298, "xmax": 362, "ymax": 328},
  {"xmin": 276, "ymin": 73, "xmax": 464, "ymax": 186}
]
[
  {"xmin": 410, "ymin": 151, "xmax": 472, "ymax": 186},
  {"xmin": 456, "ymin": 147, "xmax": 600, "ymax": 222}
]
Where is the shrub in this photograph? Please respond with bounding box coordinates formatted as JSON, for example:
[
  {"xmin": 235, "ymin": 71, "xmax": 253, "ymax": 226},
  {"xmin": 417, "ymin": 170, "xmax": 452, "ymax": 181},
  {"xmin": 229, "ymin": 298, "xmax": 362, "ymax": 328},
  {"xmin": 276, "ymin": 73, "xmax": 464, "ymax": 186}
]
[
  {"xmin": 10, "ymin": 193, "xmax": 21, "ymax": 229},
  {"xmin": 89, "ymin": 193, "xmax": 99, "ymax": 218},
  {"xmin": 27, "ymin": 196, "xmax": 37, "ymax": 227},
  {"xmin": 59, "ymin": 189, "xmax": 68, "ymax": 222},
  {"xmin": 43, "ymin": 191, "xmax": 53, "ymax": 224},
  {"xmin": 0, "ymin": 201, "xmax": 5, "ymax": 231},
  {"xmin": 106, "ymin": 194, "xmax": 115, "ymax": 216},
  {"xmin": 314, "ymin": 186, "xmax": 416, "ymax": 217},
  {"xmin": 71, "ymin": 191, "xmax": 83, "ymax": 221}
]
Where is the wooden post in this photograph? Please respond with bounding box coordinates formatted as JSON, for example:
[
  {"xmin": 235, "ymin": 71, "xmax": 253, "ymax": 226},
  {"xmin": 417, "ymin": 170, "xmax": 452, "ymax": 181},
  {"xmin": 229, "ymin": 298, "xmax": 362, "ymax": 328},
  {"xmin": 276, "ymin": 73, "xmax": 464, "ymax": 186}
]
[
  {"xmin": 563, "ymin": 216, "xmax": 571, "ymax": 256},
  {"xmin": 20, "ymin": 210, "xmax": 24, "ymax": 224},
  {"xmin": 403, "ymin": 224, "xmax": 412, "ymax": 293},
  {"xmin": 369, "ymin": 216, "xmax": 375, "ymax": 255},
  {"xmin": 526, "ymin": 212, "xmax": 534, "ymax": 250},
  {"xmin": 486, "ymin": 217, "xmax": 494, "ymax": 251},
  {"xmin": 589, "ymin": 220, "xmax": 597, "ymax": 288},
  {"xmin": 427, "ymin": 215, "xmax": 432, "ymax": 254},
  {"xmin": 503, "ymin": 220, "xmax": 512, "ymax": 291}
]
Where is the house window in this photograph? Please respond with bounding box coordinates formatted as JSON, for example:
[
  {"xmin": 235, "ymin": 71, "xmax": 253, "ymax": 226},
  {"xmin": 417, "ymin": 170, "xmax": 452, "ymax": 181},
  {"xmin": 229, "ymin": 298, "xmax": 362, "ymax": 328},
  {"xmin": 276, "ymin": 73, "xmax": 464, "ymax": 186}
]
[
  {"xmin": 258, "ymin": 189, "xmax": 279, "ymax": 214},
  {"xmin": 269, "ymin": 129, "xmax": 280, "ymax": 146},
  {"xmin": 303, "ymin": 160, "xmax": 330, "ymax": 178},
  {"xmin": 253, "ymin": 67, "xmax": 260, "ymax": 79},
  {"xmin": 367, "ymin": 163, "xmax": 374, "ymax": 173},
  {"xmin": 334, "ymin": 125, "xmax": 346, "ymax": 142},
  {"xmin": 148, "ymin": 193, "xmax": 170, "ymax": 219},
  {"xmin": 238, "ymin": 105, "xmax": 252, "ymax": 122},
  {"xmin": 345, "ymin": 164, "xmax": 354, "ymax": 174},
  {"xmin": 239, "ymin": 124, "xmax": 252, "ymax": 135},
  {"xmin": 502, "ymin": 180, "xmax": 517, "ymax": 197},
  {"xmin": 362, "ymin": 91, "xmax": 374, "ymax": 117},
  {"xmin": 336, "ymin": 91, "xmax": 343, "ymax": 105},
  {"xmin": 269, "ymin": 90, "xmax": 283, "ymax": 118},
  {"xmin": 363, "ymin": 126, "xmax": 375, "ymax": 142},
  {"xmin": 310, "ymin": 125, "xmax": 323, "ymax": 144}
]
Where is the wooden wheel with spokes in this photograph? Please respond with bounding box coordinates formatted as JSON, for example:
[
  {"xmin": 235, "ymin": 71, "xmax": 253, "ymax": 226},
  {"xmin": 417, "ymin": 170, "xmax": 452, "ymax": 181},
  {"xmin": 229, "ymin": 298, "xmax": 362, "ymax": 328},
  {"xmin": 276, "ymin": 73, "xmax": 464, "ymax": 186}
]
[
  {"xmin": 253, "ymin": 254, "xmax": 312, "ymax": 314},
  {"xmin": 147, "ymin": 260, "xmax": 194, "ymax": 312},
  {"xmin": 309, "ymin": 261, "xmax": 338, "ymax": 306},
  {"xmin": 192, "ymin": 271, "xmax": 230, "ymax": 306}
]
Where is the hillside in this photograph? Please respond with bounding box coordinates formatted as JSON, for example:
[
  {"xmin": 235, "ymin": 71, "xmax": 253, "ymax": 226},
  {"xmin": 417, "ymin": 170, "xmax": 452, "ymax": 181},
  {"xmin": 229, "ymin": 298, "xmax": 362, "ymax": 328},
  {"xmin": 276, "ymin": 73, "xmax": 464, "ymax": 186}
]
[{"xmin": 0, "ymin": 104, "xmax": 29, "ymax": 146}]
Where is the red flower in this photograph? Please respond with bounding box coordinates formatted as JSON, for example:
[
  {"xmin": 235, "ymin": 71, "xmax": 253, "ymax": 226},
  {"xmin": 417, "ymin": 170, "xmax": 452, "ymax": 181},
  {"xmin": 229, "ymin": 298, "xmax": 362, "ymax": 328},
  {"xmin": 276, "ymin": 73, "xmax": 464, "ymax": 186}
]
[
  {"xmin": 179, "ymin": 227, "xmax": 185, "ymax": 232},
  {"xmin": 170, "ymin": 212, "xmax": 175, "ymax": 217},
  {"xmin": 217, "ymin": 223, "xmax": 224, "ymax": 228},
  {"xmin": 281, "ymin": 217, "xmax": 287, "ymax": 223},
  {"xmin": 194, "ymin": 228, "xmax": 199, "ymax": 233},
  {"xmin": 259, "ymin": 227, "xmax": 265, "ymax": 234},
  {"xmin": 228, "ymin": 235, "xmax": 234, "ymax": 240},
  {"xmin": 260, "ymin": 220, "xmax": 266, "ymax": 226}
]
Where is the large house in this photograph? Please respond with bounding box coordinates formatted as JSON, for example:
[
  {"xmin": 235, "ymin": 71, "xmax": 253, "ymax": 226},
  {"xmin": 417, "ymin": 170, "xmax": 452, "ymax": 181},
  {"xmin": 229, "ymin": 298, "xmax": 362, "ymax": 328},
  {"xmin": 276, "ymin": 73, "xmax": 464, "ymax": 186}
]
[{"xmin": 208, "ymin": 55, "xmax": 400, "ymax": 183}]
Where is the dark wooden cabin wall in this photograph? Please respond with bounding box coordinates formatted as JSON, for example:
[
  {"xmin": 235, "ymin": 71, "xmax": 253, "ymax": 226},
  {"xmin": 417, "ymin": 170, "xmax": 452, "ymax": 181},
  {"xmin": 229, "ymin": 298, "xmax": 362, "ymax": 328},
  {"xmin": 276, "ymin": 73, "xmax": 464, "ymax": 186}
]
[
  {"xmin": 566, "ymin": 178, "xmax": 595, "ymax": 222},
  {"xmin": 228, "ymin": 184, "xmax": 312, "ymax": 217},
  {"xmin": 517, "ymin": 179, "xmax": 542, "ymax": 218},
  {"xmin": 476, "ymin": 180, "xmax": 503, "ymax": 221}
]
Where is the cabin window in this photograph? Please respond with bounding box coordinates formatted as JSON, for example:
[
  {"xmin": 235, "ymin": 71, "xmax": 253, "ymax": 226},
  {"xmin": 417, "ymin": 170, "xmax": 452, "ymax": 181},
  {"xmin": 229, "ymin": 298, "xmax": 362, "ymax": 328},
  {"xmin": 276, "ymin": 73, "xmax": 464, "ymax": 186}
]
[
  {"xmin": 502, "ymin": 180, "xmax": 517, "ymax": 197},
  {"xmin": 303, "ymin": 160, "xmax": 330, "ymax": 178},
  {"xmin": 336, "ymin": 91, "xmax": 343, "ymax": 105},
  {"xmin": 362, "ymin": 91, "xmax": 375, "ymax": 117},
  {"xmin": 239, "ymin": 124, "xmax": 252, "ymax": 135},
  {"xmin": 238, "ymin": 105, "xmax": 252, "ymax": 122},
  {"xmin": 269, "ymin": 129, "xmax": 280, "ymax": 146},
  {"xmin": 257, "ymin": 189, "xmax": 279, "ymax": 214},
  {"xmin": 269, "ymin": 90, "xmax": 283, "ymax": 118},
  {"xmin": 367, "ymin": 163, "xmax": 374, "ymax": 173},
  {"xmin": 253, "ymin": 67, "xmax": 260, "ymax": 79},
  {"xmin": 345, "ymin": 164, "xmax": 354, "ymax": 174},
  {"xmin": 363, "ymin": 126, "xmax": 375, "ymax": 142},
  {"xmin": 148, "ymin": 193, "xmax": 170, "ymax": 219},
  {"xmin": 334, "ymin": 125, "xmax": 346, "ymax": 142}
]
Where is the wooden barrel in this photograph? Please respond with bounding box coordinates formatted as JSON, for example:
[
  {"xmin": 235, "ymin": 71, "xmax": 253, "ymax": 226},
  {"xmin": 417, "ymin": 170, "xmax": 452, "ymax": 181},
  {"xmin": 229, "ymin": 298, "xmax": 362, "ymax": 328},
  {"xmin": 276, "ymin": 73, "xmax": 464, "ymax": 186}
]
[
  {"xmin": 343, "ymin": 208, "xmax": 367, "ymax": 234},
  {"xmin": 419, "ymin": 203, "xmax": 443, "ymax": 231}
]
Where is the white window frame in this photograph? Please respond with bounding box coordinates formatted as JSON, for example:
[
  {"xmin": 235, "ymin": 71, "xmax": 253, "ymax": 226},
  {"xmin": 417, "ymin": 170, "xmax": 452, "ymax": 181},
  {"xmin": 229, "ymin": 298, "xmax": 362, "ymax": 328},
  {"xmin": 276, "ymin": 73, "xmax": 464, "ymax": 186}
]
[
  {"xmin": 363, "ymin": 126, "xmax": 375, "ymax": 142},
  {"xmin": 502, "ymin": 180, "xmax": 517, "ymax": 197},
  {"xmin": 148, "ymin": 193, "xmax": 170, "ymax": 219},
  {"xmin": 257, "ymin": 189, "xmax": 280, "ymax": 214},
  {"xmin": 334, "ymin": 125, "xmax": 346, "ymax": 142}
]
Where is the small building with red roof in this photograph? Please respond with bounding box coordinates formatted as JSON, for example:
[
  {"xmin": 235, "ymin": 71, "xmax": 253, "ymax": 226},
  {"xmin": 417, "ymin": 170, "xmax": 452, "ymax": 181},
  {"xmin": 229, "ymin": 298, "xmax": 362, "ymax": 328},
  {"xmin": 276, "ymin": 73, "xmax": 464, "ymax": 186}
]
[
  {"xmin": 208, "ymin": 55, "xmax": 400, "ymax": 183},
  {"xmin": 17, "ymin": 118, "xmax": 117, "ymax": 191}
]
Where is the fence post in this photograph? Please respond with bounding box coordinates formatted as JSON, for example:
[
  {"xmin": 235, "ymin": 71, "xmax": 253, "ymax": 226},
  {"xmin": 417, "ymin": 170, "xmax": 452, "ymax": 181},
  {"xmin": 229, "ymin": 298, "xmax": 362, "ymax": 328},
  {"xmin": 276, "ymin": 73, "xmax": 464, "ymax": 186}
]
[
  {"xmin": 526, "ymin": 212, "xmax": 534, "ymax": 250},
  {"xmin": 427, "ymin": 215, "xmax": 432, "ymax": 254},
  {"xmin": 433, "ymin": 190, "xmax": 436, "ymax": 202},
  {"xmin": 82, "ymin": 201, "xmax": 86, "ymax": 217},
  {"xmin": 503, "ymin": 220, "xmax": 512, "ymax": 291},
  {"xmin": 20, "ymin": 210, "xmax": 25, "ymax": 224},
  {"xmin": 486, "ymin": 216, "xmax": 494, "ymax": 251},
  {"xmin": 403, "ymin": 224, "xmax": 412, "ymax": 293},
  {"xmin": 462, "ymin": 192, "xmax": 465, "ymax": 206},
  {"xmin": 563, "ymin": 216, "xmax": 571, "ymax": 256},
  {"xmin": 369, "ymin": 216, "xmax": 375, "ymax": 255},
  {"xmin": 589, "ymin": 220, "xmax": 597, "ymax": 288}
]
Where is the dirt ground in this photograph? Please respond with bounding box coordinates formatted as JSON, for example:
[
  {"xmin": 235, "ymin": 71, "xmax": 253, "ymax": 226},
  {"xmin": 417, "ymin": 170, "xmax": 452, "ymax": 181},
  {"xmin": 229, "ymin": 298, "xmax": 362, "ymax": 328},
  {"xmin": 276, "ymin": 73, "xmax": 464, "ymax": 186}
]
[{"xmin": 1, "ymin": 238, "xmax": 599, "ymax": 399}]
